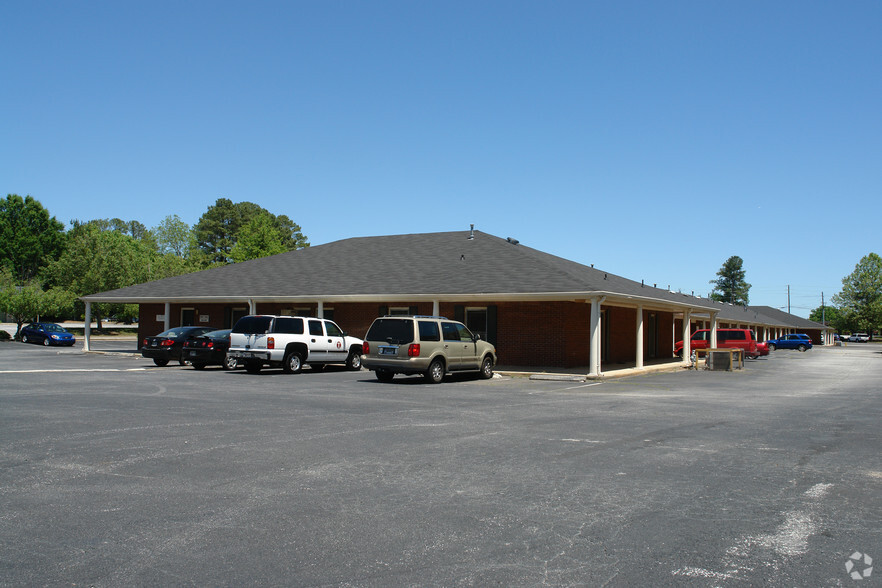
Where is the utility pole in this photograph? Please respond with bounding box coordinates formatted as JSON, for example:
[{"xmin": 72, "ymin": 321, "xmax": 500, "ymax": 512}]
[
  {"xmin": 787, "ymin": 285, "xmax": 791, "ymax": 314},
  {"xmin": 822, "ymin": 292, "xmax": 826, "ymax": 324}
]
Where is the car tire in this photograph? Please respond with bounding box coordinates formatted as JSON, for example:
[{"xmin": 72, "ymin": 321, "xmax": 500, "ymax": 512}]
[
  {"xmin": 192, "ymin": 362, "xmax": 206, "ymax": 370},
  {"xmin": 21, "ymin": 334, "xmax": 29, "ymax": 344},
  {"xmin": 376, "ymin": 369, "xmax": 394, "ymax": 383},
  {"xmin": 283, "ymin": 351, "xmax": 303, "ymax": 374},
  {"xmin": 346, "ymin": 350, "xmax": 362, "ymax": 371},
  {"xmin": 767, "ymin": 343, "xmax": 776, "ymax": 351},
  {"xmin": 153, "ymin": 358, "xmax": 169, "ymax": 367},
  {"xmin": 479, "ymin": 356, "xmax": 494, "ymax": 379},
  {"xmin": 222, "ymin": 355, "xmax": 238, "ymax": 370},
  {"xmin": 797, "ymin": 344, "xmax": 807, "ymax": 352},
  {"xmin": 425, "ymin": 358, "xmax": 445, "ymax": 384},
  {"xmin": 43, "ymin": 337, "xmax": 51, "ymax": 346},
  {"xmin": 245, "ymin": 360, "xmax": 262, "ymax": 374}
]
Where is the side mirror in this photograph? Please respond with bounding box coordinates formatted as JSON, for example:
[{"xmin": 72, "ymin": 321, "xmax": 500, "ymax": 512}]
[{"xmin": 474, "ymin": 334, "xmax": 482, "ymax": 341}]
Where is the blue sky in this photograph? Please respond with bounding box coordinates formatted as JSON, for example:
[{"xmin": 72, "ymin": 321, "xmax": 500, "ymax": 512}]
[{"xmin": 3, "ymin": 1, "xmax": 880, "ymax": 317}]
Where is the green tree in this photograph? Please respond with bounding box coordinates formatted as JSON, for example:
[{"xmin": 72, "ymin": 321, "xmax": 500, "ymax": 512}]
[
  {"xmin": 47, "ymin": 225, "xmax": 154, "ymax": 328},
  {"xmin": 808, "ymin": 304, "xmax": 854, "ymax": 333},
  {"xmin": 230, "ymin": 212, "xmax": 288, "ymax": 262},
  {"xmin": 832, "ymin": 253, "xmax": 882, "ymax": 340},
  {"xmin": 0, "ymin": 194, "xmax": 65, "ymax": 283},
  {"xmin": 0, "ymin": 269, "xmax": 77, "ymax": 338},
  {"xmin": 152, "ymin": 214, "xmax": 196, "ymax": 258},
  {"xmin": 194, "ymin": 198, "xmax": 309, "ymax": 264},
  {"xmin": 709, "ymin": 255, "xmax": 751, "ymax": 305}
]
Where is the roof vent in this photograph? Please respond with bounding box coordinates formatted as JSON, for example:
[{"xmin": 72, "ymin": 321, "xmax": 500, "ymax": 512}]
[
  {"xmin": 506, "ymin": 237, "xmax": 519, "ymax": 245},
  {"xmin": 468, "ymin": 224, "xmax": 475, "ymax": 240}
]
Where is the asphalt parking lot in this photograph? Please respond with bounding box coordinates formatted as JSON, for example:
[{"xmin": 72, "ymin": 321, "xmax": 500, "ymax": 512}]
[{"xmin": 1, "ymin": 343, "xmax": 880, "ymax": 586}]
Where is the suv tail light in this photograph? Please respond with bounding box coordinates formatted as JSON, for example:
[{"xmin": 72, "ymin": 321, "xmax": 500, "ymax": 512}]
[
  {"xmin": 267, "ymin": 337, "xmax": 275, "ymax": 350},
  {"xmin": 408, "ymin": 344, "xmax": 420, "ymax": 357},
  {"xmin": 363, "ymin": 342, "xmax": 370, "ymax": 354}
]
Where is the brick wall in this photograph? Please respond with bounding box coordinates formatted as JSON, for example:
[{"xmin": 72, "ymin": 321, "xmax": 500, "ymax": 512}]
[{"xmin": 137, "ymin": 300, "xmax": 678, "ymax": 368}]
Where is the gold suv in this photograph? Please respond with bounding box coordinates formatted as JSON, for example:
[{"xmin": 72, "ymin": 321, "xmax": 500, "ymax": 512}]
[{"xmin": 362, "ymin": 316, "xmax": 497, "ymax": 384}]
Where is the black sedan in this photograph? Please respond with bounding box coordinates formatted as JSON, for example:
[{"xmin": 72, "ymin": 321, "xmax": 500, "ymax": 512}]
[
  {"xmin": 141, "ymin": 326, "xmax": 217, "ymax": 366},
  {"xmin": 183, "ymin": 329, "xmax": 238, "ymax": 370},
  {"xmin": 20, "ymin": 322, "xmax": 77, "ymax": 346}
]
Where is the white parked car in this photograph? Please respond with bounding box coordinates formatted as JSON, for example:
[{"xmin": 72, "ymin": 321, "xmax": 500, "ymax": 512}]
[{"xmin": 847, "ymin": 333, "xmax": 870, "ymax": 342}]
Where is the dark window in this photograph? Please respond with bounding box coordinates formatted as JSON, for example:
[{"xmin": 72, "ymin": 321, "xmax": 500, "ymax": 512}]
[
  {"xmin": 418, "ymin": 321, "xmax": 440, "ymax": 342},
  {"xmin": 232, "ymin": 316, "xmax": 273, "ymax": 334},
  {"xmin": 308, "ymin": 320, "xmax": 324, "ymax": 336},
  {"xmin": 274, "ymin": 317, "xmax": 304, "ymax": 334},
  {"xmin": 728, "ymin": 331, "xmax": 745, "ymax": 340},
  {"xmin": 465, "ymin": 308, "xmax": 487, "ymax": 341},
  {"xmin": 691, "ymin": 330, "xmax": 708, "ymax": 341},
  {"xmin": 442, "ymin": 322, "xmax": 461, "ymax": 341},
  {"xmin": 325, "ymin": 321, "xmax": 344, "ymax": 337},
  {"xmin": 718, "ymin": 331, "xmax": 731, "ymax": 342},
  {"xmin": 366, "ymin": 318, "xmax": 415, "ymax": 344}
]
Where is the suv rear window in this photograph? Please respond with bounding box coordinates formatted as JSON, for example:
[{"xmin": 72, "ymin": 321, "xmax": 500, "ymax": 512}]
[
  {"xmin": 366, "ymin": 318, "xmax": 415, "ymax": 344},
  {"xmin": 233, "ymin": 316, "xmax": 273, "ymax": 334}
]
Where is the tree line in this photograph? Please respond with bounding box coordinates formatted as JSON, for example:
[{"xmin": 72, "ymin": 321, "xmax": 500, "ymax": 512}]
[
  {"xmin": 708, "ymin": 253, "xmax": 881, "ymax": 339},
  {"xmin": 0, "ymin": 195, "xmax": 308, "ymax": 336}
]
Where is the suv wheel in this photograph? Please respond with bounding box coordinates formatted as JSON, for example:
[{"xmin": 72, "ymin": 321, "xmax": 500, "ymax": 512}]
[
  {"xmin": 425, "ymin": 358, "xmax": 445, "ymax": 384},
  {"xmin": 283, "ymin": 351, "xmax": 303, "ymax": 374},
  {"xmin": 346, "ymin": 350, "xmax": 362, "ymax": 370},
  {"xmin": 479, "ymin": 356, "xmax": 494, "ymax": 379},
  {"xmin": 767, "ymin": 343, "xmax": 776, "ymax": 351}
]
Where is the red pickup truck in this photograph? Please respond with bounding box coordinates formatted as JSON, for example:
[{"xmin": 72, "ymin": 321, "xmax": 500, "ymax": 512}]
[{"xmin": 675, "ymin": 328, "xmax": 759, "ymax": 359}]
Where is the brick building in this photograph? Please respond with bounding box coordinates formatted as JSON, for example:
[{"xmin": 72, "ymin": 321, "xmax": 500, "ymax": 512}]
[{"xmin": 82, "ymin": 230, "xmax": 830, "ymax": 374}]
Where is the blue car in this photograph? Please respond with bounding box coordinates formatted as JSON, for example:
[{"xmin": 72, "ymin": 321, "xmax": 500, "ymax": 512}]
[
  {"xmin": 20, "ymin": 322, "xmax": 77, "ymax": 346},
  {"xmin": 767, "ymin": 334, "xmax": 812, "ymax": 352}
]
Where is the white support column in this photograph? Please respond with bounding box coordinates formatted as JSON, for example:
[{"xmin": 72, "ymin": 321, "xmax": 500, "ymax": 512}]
[
  {"xmin": 635, "ymin": 305, "xmax": 644, "ymax": 369},
  {"xmin": 709, "ymin": 312, "xmax": 719, "ymax": 348},
  {"xmin": 682, "ymin": 309, "xmax": 692, "ymax": 363},
  {"xmin": 317, "ymin": 301, "xmax": 324, "ymax": 318},
  {"xmin": 248, "ymin": 299, "xmax": 256, "ymax": 314},
  {"xmin": 163, "ymin": 302, "xmax": 171, "ymax": 331},
  {"xmin": 433, "ymin": 300, "xmax": 440, "ymax": 316},
  {"xmin": 588, "ymin": 297, "xmax": 606, "ymax": 377},
  {"xmin": 84, "ymin": 302, "xmax": 92, "ymax": 352}
]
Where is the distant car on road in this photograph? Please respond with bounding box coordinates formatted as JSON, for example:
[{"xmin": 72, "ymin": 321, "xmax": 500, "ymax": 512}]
[
  {"xmin": 183, "ymin": 329, "xmax": 238, "ymax": 370},
  {"xmin": 142, "ymin": 326, "xmax": 218, "ymax": 366},
  {"xmin": 767, "ymin": 334, "xmax": 812, "ymax": 352},
  {"xmin": 19, "ymin": 322, "xmax": 76, "ymax": 346},
  {"xmin": 847, "ymin": 333, "xmax": 870, "ymax": 342}
]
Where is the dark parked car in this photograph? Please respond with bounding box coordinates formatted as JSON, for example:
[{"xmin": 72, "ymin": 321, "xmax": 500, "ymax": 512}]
[
  {"xmin": 183, "ymin": 329, "xmax": 238, "ymax": 370},
  {"xmin": 20, "ymin": 322, "xmax": 76, "ymax": 346},
  {"xmin": 142, "ymin": 326, "xmax": 217, "ymax": 366}
]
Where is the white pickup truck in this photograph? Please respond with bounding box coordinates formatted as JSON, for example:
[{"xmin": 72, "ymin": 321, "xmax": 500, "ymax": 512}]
[{"xmin": 228, "ymin": 315, "xmax": 364, "ymax": 374}]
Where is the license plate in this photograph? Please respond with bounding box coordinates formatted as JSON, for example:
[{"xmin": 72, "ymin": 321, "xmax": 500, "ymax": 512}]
[
  {"xmin": 190, "ymin": 351, "xmax": 198, "ymax": 357},
  {"xmin": 379, "ymin": 346, "xmax": 397, "ymax": 356}
]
